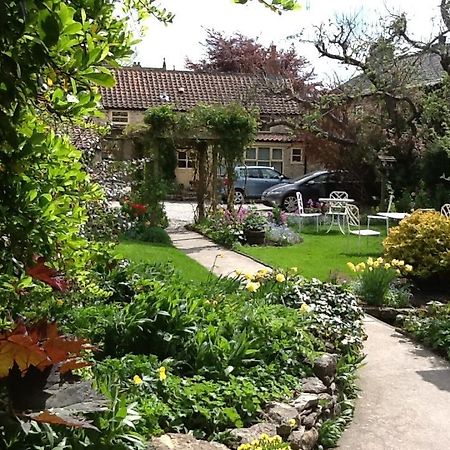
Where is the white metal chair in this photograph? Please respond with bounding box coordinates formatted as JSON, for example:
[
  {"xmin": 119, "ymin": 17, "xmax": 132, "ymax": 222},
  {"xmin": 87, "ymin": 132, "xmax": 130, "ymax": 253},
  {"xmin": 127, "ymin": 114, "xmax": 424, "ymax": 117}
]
[
  {"xmin": 346, "ymin": 204, "xmax": 380, "ymax": 254},
  {"xmin": 441, "ymin": 203, "xmax": 450, "ymax": 218},
  {"xmin": 326, "ymin": 191, "xmax": 348, "ymax": 233},
  {"xmin": 367, "ymin": 194, "xmax": 394, "ymax": 234},
  {"xmin": 296, "ymin": 192, "xmax": 321, "ymax": 232}
]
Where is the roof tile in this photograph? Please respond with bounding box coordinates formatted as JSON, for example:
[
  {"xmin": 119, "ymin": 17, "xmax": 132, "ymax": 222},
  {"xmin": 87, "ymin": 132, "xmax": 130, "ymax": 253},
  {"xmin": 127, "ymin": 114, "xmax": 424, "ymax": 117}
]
[{"xmin": 100, "ymin": 67, "xmax": 301, "ymax": 116}]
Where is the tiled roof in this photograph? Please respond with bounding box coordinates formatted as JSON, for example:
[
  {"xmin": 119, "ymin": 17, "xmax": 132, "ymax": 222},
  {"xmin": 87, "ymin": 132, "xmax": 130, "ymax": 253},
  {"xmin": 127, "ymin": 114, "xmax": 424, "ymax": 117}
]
[
  {"xmin": 341, "ymin": 52, "xmax": 446, "ymax": 94},
  {"xmin": 256, "ymin": 132, "xmax": 295, "ymax": 143},
  {"xmin": 100, "ymin": 67, "xmax": 301, "ymax": 116}
]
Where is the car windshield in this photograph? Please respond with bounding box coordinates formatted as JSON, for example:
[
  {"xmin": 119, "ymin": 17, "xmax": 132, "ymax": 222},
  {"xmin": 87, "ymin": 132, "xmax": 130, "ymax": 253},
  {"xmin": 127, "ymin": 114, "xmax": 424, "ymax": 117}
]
[{"xmin": 291, "ymin": 171, "xmax": 326, "ymax": 183}]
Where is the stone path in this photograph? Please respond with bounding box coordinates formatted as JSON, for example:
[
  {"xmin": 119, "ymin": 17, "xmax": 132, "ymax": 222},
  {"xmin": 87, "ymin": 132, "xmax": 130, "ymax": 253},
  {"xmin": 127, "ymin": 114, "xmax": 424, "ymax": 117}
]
[
  {"xmin": 168, "ymin": 229, "xmax": 267, "ymax": 277},
  {"xmin": 165, "ymin": 202, "xmax": 450, "ymax": 450},
  {"xmin": 338, "ymin": 315, "xmax": 450, "ymax": 450}
]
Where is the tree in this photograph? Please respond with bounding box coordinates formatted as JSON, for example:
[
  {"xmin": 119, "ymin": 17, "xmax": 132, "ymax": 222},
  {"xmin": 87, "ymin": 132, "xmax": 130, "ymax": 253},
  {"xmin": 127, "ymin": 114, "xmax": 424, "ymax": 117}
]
[{"xmin": 186, "ymin": 29, "xmax": 316, "ymax": 90}]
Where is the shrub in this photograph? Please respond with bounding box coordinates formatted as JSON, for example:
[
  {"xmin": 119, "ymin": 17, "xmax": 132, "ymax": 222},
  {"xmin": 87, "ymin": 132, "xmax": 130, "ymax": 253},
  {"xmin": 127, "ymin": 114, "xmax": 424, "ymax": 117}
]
[
  {"xmin": 402, "ymin": 302, "xmax": 450, "ymax": 360},
  {"xmin": 123, "ymin": 225, "xmax": 172, "ymax": 244},
  {"xmin": 347, "ymin": 257, "xmax": 412, "ymax": 306},
  {"xmin": 383, "ymin": 211, "xmax": 450, "ymax": 280}
]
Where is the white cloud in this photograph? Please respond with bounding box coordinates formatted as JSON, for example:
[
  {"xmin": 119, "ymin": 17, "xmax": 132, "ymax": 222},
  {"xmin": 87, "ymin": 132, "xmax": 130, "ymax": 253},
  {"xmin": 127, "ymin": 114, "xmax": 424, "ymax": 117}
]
[{"xmin": 135, "ymin": 0, "xmax": 441, "ymax": 83}]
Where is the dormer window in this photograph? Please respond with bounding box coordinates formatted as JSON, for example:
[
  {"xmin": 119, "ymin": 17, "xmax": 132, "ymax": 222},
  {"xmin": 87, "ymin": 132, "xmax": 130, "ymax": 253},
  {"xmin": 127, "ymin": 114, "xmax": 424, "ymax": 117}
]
[{"xmin": 111, "ymin": 110, "xmax": 129, "ymax": 126}]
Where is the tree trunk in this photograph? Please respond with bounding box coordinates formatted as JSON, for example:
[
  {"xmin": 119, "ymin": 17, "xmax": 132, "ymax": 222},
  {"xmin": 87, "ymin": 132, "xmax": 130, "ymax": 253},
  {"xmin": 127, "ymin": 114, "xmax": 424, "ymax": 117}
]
[
  {"xmin": 196, "ymin": 142, "xmax": 208, "ymax": 222},
  {"xmin": 211, "ymin": 145, "xmax": 218, "ymax": 212}
]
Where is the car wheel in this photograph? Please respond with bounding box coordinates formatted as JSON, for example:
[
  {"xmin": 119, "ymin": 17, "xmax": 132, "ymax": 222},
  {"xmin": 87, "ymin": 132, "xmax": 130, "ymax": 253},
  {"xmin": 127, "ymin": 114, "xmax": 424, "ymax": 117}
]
[
  {"xmin": 234, "ymin": 189, "xmax": 245, "ymax": 204},
  {"xmin": 282, "ymin": 194, "xmax": 297, "ymax": 212}
]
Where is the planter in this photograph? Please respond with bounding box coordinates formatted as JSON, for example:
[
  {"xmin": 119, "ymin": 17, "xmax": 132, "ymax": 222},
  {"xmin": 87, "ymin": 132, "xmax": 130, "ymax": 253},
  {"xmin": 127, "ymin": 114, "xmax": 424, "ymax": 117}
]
[{"xmin": 244, "ymin": 229, "xmax": 266, "ymax": 245}]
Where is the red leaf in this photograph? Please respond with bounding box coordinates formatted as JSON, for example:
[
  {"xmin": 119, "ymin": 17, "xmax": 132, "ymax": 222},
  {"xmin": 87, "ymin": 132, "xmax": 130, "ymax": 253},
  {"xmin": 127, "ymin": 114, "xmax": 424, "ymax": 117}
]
[{"xmin": 26, "ymin": 260, "xmax": 69, "ymax": 292}]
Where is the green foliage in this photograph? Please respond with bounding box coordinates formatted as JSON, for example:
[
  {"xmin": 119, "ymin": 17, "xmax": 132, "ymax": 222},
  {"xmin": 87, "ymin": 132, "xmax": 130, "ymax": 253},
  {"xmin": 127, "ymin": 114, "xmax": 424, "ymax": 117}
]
[
  {"xmin": 383, "ymin": 211, "xmax": 450, "ymax": 280},
  {"xmin": 123, "ymin": 225, "xmax": 172, "ymax": 244},
  {"xmin": 347, "ymin": 257, "xmax": 412, "ymax": 306},
  {"xmin": 402, "ymin": 302, "xmax": 450, "ymax": 361}
]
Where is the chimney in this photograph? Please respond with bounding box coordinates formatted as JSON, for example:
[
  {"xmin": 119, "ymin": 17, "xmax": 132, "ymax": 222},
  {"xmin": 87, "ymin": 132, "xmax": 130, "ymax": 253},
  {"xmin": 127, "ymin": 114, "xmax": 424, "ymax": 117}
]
[{"xmin": 162, "ymin": 58, "xmax": 167, "ymax": 70}]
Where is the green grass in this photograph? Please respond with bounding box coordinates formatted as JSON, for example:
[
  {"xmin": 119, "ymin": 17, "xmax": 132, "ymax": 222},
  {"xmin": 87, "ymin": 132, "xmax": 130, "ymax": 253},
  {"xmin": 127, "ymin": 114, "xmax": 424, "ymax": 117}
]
[
  {"xmin": 241, "ymin": 225, "xmax": 384, "ymax": 281},
  {"xmin": 116, "ymin": 240, "xmax": 212, "ymax": 282}
]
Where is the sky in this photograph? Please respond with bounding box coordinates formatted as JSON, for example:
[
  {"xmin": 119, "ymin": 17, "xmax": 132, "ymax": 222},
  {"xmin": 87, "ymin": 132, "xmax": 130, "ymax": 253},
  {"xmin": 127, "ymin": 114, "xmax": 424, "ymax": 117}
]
[{"xmin": 135, "ymin": 0, "xmax": 441, "ymax": 84}]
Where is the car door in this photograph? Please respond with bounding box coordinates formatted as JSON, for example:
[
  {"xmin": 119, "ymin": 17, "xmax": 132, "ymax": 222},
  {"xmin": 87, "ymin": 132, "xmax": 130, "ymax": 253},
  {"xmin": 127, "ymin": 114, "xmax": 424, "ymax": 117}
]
[
  {"xmin": 243, "ymin": 167, "xmax": 262, "ymax": 198},
  {"xmin": 258, "ymin": 167, "xmax": 285, "ymax": 197},
  {"xmin": 299, "ymin": 173, "xmax": 329, "ymax": 201}
]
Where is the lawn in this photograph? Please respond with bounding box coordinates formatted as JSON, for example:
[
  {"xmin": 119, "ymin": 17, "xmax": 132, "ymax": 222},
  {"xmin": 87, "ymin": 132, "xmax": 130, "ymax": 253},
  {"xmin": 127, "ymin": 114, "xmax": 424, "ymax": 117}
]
[
  {"xmin": 116, "ymin": 240, "xmax": 212, "ymax": 282},
  {"xmin": 241, "ymin": 225, "xmax": 384, "ymax": 281}
]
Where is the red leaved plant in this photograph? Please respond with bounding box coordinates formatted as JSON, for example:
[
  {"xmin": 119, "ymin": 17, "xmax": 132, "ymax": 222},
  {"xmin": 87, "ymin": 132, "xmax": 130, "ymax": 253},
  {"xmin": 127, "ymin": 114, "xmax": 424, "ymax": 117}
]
[{"xmin": 1, "ymin": 321, "xmax": 106, "ymax": 430}]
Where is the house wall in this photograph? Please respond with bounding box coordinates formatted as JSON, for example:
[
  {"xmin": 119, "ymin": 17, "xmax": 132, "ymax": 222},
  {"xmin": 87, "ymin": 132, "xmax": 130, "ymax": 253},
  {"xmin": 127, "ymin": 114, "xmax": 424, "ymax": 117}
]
[{"xmin": 102, "ymin": 108, "xmax": 323, "ymax": 187}]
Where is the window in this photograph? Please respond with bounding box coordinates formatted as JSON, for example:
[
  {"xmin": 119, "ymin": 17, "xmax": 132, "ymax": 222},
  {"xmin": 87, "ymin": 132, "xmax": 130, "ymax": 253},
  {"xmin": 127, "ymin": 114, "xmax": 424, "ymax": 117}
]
[
  {"xmin": 111, "ymin": 110, "xmax": 129, "ymax": 126},
  {"xmin": 177, "ymin": 150, "xmax": 193, "ymax": 168},
  {"xmin": 244, "ymin": 147, "xmax": 284, "ymax": 172},
  {"xmin": 291, "ymin": 148, "xmax": 303, "ymax": 164}
]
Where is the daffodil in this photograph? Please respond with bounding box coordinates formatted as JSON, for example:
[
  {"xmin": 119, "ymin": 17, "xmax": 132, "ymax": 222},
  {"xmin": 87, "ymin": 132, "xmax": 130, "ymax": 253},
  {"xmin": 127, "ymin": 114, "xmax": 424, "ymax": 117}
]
[
  {"xmin": 384, "ymin": 263, "xmax": 391, "ymax": 270},
  {"xmin": 367, "ymin": 257, "xmax": 374, "ymax": 266},
  {"xmin": 246, "ymin": 281, "xmax": 260, "ymax": 292},
  {"xmin": 275, "ymin": 273, "xmax": 286, "ymax": 283},
  {"xmin": 133, "ymin": 375, "xmax": 143, "ymax": 385},
  {"xmin": 347, "ymin": 262, "xmax": 356, "ymax": 272},
  {"xmin": 244, "ymin": 273, "xmax": 254, "ymax": 280},
  {"xmin": 290, "ymin": 267, "xmax": 298, "ymax": 273},
  {"xmin": 300, "ymin": 303, "xmax": 310, "ymax": 314},
  {"xmin": 158, "ymin": 366, "xmax": 167, "ymax": 381},
  {"xmin": 288, "ymin": 418, "xmax": 297, "ymax": 427},
  {"xmin": 405, "ymin": 264, "xmax": 413, "ymax": 272}
]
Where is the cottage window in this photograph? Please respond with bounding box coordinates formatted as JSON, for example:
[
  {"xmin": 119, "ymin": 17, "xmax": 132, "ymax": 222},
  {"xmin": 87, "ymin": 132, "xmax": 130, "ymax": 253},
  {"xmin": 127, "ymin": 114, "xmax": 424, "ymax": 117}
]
[
  {"xmin": 111, "ymin": 110, "xmax": 129, "ymax": 126},
  {"xmin": 177, "ymin": 150, "xmax": 193, "ymax": 169},
  {"xmin": 291, "ymin": 148, "xmax": 303, "ymax": 164},
  {"xmin": 245, "ymin": 147, "xmax": 284, "ymax": 172}
]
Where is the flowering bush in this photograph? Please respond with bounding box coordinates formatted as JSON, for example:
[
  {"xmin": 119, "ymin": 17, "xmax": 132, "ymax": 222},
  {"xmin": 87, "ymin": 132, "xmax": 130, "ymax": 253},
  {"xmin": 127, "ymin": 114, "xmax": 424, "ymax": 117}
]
[
  {"xmin": 268, "ymin": 206, "xmax": 287, "ymax": 226},
  {"xmin": 347, "ymin": 257, "xmax": 412, "ymax": 306},
  {"xmin": 243, "ymin": 207, "xmax": 268, "ymax": 232},
  {"xmin": 238, "ymin": 434, "xmax": 291, "ymax": 450},
  {"xmin": 266, "ymin": 224, "xmax": 302, "ymax": 246},
  {"xmin": 383, "ymin": 210, "xmax": 450, "ymax": 280}
]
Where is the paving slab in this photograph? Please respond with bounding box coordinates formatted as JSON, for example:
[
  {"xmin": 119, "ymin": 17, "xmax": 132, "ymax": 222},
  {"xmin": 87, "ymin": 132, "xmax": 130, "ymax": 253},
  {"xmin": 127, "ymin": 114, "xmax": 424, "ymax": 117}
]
[
  {"xmin": 168, "ymin": 229, "xmax": 268, "ymax": 277},
  {"xmin": 338, "ymin": 315, "xmax": 450, "ymax": 450}
]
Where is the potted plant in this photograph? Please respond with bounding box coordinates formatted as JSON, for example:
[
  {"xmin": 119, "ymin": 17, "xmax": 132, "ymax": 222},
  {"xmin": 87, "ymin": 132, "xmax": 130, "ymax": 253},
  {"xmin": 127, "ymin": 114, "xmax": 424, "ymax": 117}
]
[{"xmin": 243, "ymin": 208, "xmax": 268, "ymax": 245}]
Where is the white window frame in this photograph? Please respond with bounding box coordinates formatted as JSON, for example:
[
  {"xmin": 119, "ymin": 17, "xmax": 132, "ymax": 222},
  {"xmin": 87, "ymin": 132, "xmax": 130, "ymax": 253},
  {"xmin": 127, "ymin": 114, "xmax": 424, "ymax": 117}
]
[
  {"xmin": 111, "ymin": 110, "xmax": 129, "ymax": 126},
  {"xmin": 245, "ymin": 146, "xmax": 284, "ymax": 172},
  {"xmin": 177, "ymin": 150, "xmax": 193, "ymax": 169},
  {"xmin": 291, "ymin": 148, "xmax": 303, "ymax": 164}
]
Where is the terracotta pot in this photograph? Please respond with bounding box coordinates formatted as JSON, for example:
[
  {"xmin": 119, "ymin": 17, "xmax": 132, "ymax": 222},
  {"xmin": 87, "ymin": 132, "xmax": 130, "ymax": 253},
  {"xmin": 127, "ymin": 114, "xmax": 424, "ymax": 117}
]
[{"xmin": 244, "ymin": 229, "xmax": 266, "ymax": 245}]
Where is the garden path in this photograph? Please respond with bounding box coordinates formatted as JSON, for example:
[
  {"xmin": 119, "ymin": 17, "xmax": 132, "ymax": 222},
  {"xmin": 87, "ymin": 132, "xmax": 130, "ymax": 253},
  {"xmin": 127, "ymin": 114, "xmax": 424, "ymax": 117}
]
[
  {"xmin": 166, "ymin": 205, "xmax": 450, "ymax": 450},
  {"xmin": 168, "ymin": 228, "xmax": 267, "ymax": 277},
  {"xmin": 338, "ymin": 315, "xmax": 450, "ymax": 450}
]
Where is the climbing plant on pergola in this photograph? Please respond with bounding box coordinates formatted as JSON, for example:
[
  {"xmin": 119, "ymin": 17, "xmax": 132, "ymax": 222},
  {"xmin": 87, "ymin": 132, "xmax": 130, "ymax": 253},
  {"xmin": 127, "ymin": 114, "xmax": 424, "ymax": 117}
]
[{"xmin": 129, "ymin": 103, "xmax": 258, "ymax": 222}]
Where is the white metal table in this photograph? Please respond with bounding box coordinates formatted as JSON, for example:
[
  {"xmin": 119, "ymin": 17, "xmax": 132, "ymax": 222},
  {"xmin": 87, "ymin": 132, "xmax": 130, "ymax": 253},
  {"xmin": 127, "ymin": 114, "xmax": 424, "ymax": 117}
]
[{"xmin": 319, "ymin": 197, "xmax": 355, "ymax": 234}]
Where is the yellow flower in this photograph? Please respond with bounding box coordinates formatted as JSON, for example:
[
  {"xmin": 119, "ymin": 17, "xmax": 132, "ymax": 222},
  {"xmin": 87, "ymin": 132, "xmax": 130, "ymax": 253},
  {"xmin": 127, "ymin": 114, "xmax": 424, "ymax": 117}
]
[
  {"xmin": 290, "ymin": 267, "xmax": 298, "ymax": 273},
  {"xmin": 373, "ymin": 260, "xmax": 380, "ymax": 268},
  {"xmin": 275, "ymin": 273, "xmax": 286, "ymax": 283},
  {"xmin": 235, "ymin": 269, "xmax": 242, "ymax": 276},
  {"xmin": 158, "ymin": 366, "xmax": 167, "ymax": 381},
  {"xmin": 56, "ymin": 299, "xmax": 64, "ymax": 305},
  {"xmin": 356, "ymin": 262, "xmax": 366, "ymax": 272},
  {"xmin": 367, "ymin": 257, "xmax": 374, "ymax": 266},
  {"xmin": 288, "ymin": 418, "xmax": 297, "ymax": 427},
  {"xmin": 384, "ymin": 263, "xmax": 391, "ymax": 270},
  {"xmin": 376, "ymin": 257, "xmax": 384, "ymax": 264},
  {"xmin": 405, "ymin": 264, "xmax": 413, "ymax": 272},
  {"xmin": 245, "ymin": 273, "xmax": 254, "ymax": 281},
  {"xmin": 246, "ymin": 281, "xmax": 260, "ymax": 292},
  {"xmin": 257, "ymin": 268, "xmax": 269, "ymax": 277},
  {"xmin": 133, "ymin": 375, "xmax": 143, "ymax": 385},
  {"xmin": 347, "ymin": 262, "xmax": 356, "ymax": 272},
  {"xmin": 300, "ymin": 303, "xmax": 310, "ymax": 314},
  {"xmin": 397, "ymin": 260, "xmax": 405, "ymax": 266}
]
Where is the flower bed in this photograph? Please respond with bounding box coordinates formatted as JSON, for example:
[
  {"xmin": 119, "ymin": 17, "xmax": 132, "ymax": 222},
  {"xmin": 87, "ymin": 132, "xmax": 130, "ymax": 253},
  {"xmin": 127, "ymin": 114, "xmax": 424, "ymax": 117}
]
[{"xmin": 3, "ymin": 262, "xmax": 365, "ymax": 449}]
